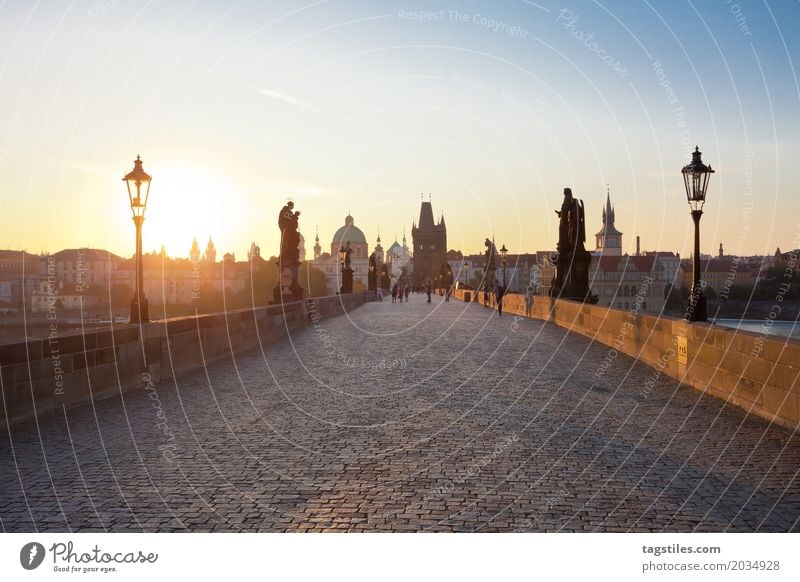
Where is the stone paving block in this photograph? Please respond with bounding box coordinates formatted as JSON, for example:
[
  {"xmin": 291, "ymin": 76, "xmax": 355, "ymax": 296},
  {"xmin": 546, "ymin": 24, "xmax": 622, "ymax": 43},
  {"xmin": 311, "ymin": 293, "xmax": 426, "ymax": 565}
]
[{"xmin": 2, "ymin": 299, "xmax": 799, "ymax": 532}]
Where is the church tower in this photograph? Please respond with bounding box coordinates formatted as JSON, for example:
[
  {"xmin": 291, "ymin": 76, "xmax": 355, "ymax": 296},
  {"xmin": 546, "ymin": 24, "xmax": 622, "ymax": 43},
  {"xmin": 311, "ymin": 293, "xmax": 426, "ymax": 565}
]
[
  {"xmin": 374, "ymin": 229, "xmax": 384, "ymax": 266},
  {"xmin": 190, "ymin": 237, "xmax": 200, "ymax": 263},
  {"xmin": 313, "ymin": 227, "xmax": 321, "ymax": 260},
  {"xmin": 204, "ymin": 237, "xmax": 217, "ymax": 263},
  {"xmin": 594, "ymin": 191, "xmax": 623, "ymax": 256},
  {"xmin": 411, "ymin": 197, "xmax": 447, "ymax": 286}
]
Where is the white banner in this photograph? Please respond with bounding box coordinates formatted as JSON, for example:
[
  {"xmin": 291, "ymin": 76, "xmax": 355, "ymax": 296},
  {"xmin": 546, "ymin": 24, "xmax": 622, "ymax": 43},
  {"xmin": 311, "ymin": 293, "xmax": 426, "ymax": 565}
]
[{"xmin": 0, "ymin": 533, "xmax": 796, "ymax": 581}]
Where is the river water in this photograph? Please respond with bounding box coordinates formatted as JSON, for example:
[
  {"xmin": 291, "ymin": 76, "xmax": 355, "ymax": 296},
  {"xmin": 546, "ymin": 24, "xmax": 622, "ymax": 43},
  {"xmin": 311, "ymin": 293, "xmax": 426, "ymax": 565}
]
[{"xmin": 713, "ymin": 318, "xmax": 800, "ymax": 341}]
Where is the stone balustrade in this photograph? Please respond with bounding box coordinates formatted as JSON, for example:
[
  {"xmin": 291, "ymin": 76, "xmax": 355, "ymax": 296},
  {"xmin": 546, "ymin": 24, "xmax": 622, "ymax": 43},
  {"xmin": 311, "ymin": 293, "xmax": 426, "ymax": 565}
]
[{"xmin": 0, "ymin": 292, "xmax": 370, "ymax": 428}]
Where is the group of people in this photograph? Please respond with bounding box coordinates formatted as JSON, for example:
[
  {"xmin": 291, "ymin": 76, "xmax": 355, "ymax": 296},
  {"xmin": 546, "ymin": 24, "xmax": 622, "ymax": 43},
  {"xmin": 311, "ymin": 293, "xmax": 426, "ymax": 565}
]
[
  {"xmin": 376, "ymin": 281, "xmax": 444, "ymax": 304},
  {"xmin": 388, "ymin": 282, "xmax": 412, "ymax": 303}
]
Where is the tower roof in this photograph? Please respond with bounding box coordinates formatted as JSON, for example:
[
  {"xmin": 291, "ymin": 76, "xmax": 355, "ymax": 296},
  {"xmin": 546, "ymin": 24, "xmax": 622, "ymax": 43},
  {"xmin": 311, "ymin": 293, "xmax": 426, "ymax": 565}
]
[
  {"xmin": 417, "ymin": 201, "xmax": 435, "ymax": 230},
  {"xmin": 595, "ymin": 191, "xmax": 623, "ymax": 236}
]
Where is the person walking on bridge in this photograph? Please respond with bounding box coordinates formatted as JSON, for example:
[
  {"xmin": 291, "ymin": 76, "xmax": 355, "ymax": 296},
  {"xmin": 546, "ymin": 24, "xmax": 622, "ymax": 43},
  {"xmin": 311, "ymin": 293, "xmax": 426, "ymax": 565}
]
[
  {"xmin": 524, "ymin": 286, "xmax": 534, "ymax": 317},
  {"xmin": 404, "ymin": 285, "xmax": 410, "ymax": 302},
  {"xmin": 391, "ymin": 283, "xmax": 397, "ymax": 303},
  {"xmin": 426, "ymin": 282, "xmax": 432, "ymax": 303},
  {"xmin": 495, "ymin": 283, "xmax": 504, "ymax": 316}
]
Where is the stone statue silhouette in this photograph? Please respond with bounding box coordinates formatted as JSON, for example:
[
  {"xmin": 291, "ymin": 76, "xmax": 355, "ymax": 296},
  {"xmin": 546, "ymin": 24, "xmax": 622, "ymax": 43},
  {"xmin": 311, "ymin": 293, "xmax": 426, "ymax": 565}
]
[
  {"xmin": 273, "ymin": 200, "xmax": 305, "ymax": 302},
  {"xmin": 278, "ymin": 201, "xmax": 301, "ymax": 266},
  {"xmin": 483, "ymin": 238, "xmax": 499, "ymax": 286},
  {"xmin": 555, "ymin": 187, "xmax": 585, "ymax": 252},
  {"xmin": 484, "ymin": 238, "xmax": 498, "ymax": 268},
  {"xmin": 551, "ymin": 187, "xmax": 596, "ymax": 303},
  {"xmin": 343, "ymin": 241, "xmax": 352, "ymax": 269}
]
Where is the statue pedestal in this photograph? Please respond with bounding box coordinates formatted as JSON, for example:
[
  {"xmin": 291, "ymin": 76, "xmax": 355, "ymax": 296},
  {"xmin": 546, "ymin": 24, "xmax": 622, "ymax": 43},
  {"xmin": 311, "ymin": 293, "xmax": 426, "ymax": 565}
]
[
  {"xmin": 272, "ymin": 264, "xmax": 304, "ymax": 304},
  {"xmin": 340, "ymin": 268, "xmax": 354, "ymax": 294},
  {"xmin": 484, "ymin": 267, "xmax": 497, "ymax": 287},
  {"xmin": 551, "ymin": 248, "xmax": 598, "ymax": 304}
]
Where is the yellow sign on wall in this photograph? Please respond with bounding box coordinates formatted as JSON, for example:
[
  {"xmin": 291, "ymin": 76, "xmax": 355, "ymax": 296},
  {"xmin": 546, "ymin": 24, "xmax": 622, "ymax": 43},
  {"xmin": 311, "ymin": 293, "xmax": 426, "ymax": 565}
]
[{"xmin": 677, "ymin": 336, "xmax": 688, "ymax": 365}]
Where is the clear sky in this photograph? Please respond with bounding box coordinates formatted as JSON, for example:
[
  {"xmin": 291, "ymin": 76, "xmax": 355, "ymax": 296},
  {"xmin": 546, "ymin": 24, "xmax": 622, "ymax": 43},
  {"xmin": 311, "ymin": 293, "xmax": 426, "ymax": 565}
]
[{"xmin": 0, "ymin": 0, "xmax": 798, "ymax": 260}]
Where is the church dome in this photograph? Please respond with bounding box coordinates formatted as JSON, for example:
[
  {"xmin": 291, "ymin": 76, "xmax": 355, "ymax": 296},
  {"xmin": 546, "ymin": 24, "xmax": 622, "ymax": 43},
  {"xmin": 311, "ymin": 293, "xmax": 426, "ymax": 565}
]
[{"xmin": 332, "ymin": 215, "xmax": 367, "ymax": 245}]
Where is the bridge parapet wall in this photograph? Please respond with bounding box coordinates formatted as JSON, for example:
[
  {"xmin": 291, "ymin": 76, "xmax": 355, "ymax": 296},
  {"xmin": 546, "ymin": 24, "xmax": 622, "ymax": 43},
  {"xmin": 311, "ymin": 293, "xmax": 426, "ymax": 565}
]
[
  {"xmin": 453, "ymin": 288, "xmax": 800, "ymax": 429},
  {"xmin": 0, "ymin": 292, "xmax": 370, "ymax": 428}
]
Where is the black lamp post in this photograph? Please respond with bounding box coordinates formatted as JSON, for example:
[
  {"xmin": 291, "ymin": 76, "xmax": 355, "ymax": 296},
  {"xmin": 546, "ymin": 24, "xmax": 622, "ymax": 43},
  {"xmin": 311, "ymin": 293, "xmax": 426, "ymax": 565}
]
[
  {"xmin": 123, "ymin": 155, "xmax": 151, "ymax": 323},
  {"xmin": 338, "ymin": 246, "xmax": 346, "ymax": 294},
  {"xmin": 682, "ymin": 146, "xmax": 715, "ymax": 322},
  {"xmin": 500, "ymin": 244, "xmax": 508, "ymax": 289},
  {"xmin": 464, "ymin": 261, "xmax": 470, "ymax": 287}
]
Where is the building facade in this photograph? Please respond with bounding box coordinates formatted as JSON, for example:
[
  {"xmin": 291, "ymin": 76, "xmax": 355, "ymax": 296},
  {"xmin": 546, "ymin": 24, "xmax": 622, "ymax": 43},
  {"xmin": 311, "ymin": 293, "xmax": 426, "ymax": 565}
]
[
  {"xmin": 385, "ymin": 231, "xmax": 412, "ymax": 284},
  {"xmin": 312, "ymin": 214, "xmax": 369, "ymax": 294},
  {"xmin": 589, "ymin": 253, "xmax": 678, "ymax": 313}
]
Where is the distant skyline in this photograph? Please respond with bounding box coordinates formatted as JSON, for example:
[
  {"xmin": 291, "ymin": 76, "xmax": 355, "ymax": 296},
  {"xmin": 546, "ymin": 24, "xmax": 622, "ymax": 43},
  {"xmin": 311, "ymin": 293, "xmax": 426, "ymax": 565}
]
[{"xmin": 0, "ymin": 1, "xmax": 798, "ymax": 260}]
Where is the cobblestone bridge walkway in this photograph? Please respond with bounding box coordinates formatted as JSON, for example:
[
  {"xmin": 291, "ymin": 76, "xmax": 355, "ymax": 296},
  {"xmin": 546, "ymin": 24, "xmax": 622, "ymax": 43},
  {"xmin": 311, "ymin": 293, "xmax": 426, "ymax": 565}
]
[{"xmin": 2, "ymin": 297, "xmax": 799, "ymax": 532}]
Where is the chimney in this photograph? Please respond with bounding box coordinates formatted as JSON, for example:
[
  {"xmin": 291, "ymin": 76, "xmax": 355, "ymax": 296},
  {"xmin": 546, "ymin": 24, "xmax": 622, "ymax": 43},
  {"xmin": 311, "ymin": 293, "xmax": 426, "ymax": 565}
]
[{"xmin": 636, "ymin": 236, "xmax": 640, "ymax": 256}]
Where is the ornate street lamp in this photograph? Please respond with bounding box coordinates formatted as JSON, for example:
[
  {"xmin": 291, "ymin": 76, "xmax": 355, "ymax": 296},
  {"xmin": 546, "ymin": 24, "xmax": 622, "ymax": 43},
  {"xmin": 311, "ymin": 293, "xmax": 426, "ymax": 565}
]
[
  {"xmin": 338, "ymin": 245, "xmax": 346, "ymax": 282},
  {"xmin": 123, "ymin": 155, "xmax": 151, "ymax": 323},
  {"xmin": 682, "ymin": 146, "xmax": 715, "ymax": 322},
  {"xmin": 500, "ymin": 244, "xmax": 508, "ymax": 289},
  {"xmin": 464, "ymin": 261, "xmax": 470, "ymax": 287}
]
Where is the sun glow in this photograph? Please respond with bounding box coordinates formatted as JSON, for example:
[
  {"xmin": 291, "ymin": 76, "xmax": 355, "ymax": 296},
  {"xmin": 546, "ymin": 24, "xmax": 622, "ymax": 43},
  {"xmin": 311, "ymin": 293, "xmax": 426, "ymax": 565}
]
[{"xmin": 141, "ymin": 162, "xmax": 244, "ymax": 259}]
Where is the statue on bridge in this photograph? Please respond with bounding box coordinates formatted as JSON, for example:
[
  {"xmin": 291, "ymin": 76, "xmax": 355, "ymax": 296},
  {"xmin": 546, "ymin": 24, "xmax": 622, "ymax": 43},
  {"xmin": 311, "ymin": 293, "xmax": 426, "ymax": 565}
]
[
  {"xmin": 273, "ymin": 200, "xmax": 305, "ymax": 303},
  {"xmin": 484, "ymin": 238, "xmax": 498, "ymax": 287},
  {"xmin": 551, "ymin": 188, "xmax": 597, "ymax": 304}
]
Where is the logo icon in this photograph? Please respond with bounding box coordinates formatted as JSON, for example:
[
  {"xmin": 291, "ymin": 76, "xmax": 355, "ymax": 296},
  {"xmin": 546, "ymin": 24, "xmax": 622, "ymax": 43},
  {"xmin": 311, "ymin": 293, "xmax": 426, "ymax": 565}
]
[{"xmin": 20, "ymin": 542, "xmax": 46, "ymax": 570}]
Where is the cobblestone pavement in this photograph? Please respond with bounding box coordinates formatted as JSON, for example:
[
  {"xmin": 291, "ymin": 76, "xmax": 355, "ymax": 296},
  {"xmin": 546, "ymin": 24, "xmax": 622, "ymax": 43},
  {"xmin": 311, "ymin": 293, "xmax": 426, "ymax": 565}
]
[{"xmin": 2, "ymin": 297, "xmax": 800, "ymax": 532}]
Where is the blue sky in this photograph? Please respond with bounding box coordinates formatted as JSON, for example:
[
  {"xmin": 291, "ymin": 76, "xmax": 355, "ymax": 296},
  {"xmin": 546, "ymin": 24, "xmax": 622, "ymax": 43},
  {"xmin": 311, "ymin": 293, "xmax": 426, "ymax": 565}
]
[{"xmin": 0, "ymin": 0, "xmax": 797, "ymax": 259}]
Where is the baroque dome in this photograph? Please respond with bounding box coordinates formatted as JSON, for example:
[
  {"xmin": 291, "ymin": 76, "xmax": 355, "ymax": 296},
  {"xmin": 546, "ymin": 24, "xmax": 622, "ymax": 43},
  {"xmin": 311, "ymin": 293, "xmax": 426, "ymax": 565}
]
[{"xmin": 332, "ymin": 215, "xmax": 367, "ymax": 245}]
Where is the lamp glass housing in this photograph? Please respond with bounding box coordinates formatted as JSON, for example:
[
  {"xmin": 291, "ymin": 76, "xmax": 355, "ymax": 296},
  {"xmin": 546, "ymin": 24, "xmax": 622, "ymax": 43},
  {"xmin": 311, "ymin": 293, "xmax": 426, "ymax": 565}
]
[{"xmin": 123, "ymin": 155, "xmax": 152, "ymax": 219}]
